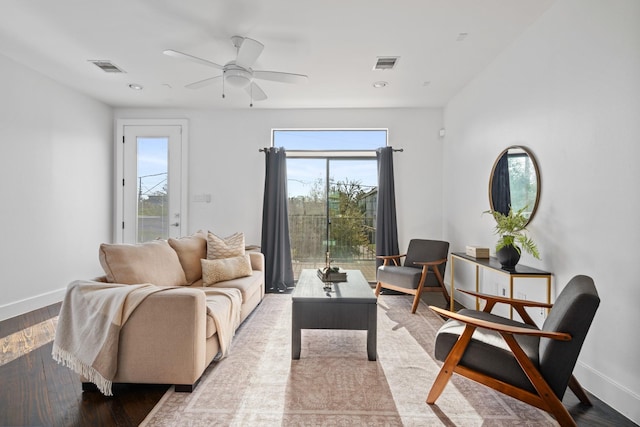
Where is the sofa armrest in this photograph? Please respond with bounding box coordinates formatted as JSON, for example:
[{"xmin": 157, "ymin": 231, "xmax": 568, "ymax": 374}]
[
  {"xmin": 114, "ymin": 286, "xmax": 210, "ymax": 385},
  {"xmin": 249, "ymin": 252, "xmax": 265, "ymax": 272}
]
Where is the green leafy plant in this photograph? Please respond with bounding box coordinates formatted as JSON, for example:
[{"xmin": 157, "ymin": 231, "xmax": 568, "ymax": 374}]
[{"xmin": 484, "ymin": 206, "xmax": 540, "ymax": 259}]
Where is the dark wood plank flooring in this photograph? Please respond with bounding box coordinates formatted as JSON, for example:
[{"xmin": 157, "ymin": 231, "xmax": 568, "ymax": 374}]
[
  {"xmin": 0, "ymin": 295, "xmax": 636, "ymax": 426},
  {"xmin": 0, "ymin": 302, "xmax": 168, "ymax": 427}
]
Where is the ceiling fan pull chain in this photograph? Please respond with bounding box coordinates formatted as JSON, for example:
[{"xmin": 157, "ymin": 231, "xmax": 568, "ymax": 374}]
[
  {"xmin": 249, "ymin": 83, "xmax": 253, "ymax": 107},
  {"xmin": 222, "ymin": 70, "xmax": 226, "ymax": 99}
]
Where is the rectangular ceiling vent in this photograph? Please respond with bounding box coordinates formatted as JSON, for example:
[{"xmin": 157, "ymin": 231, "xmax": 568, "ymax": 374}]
[
  {"xmin": 89, "ymin": 60, "xmax": 126, "ymax": 73},
  {"xmin": 373, "ymin": 56, "xmax": 400, "ymax": 70}
]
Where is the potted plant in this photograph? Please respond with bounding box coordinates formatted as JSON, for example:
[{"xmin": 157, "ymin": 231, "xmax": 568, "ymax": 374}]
[{"xmin": 484, "ymin": 206, "xmax": 540, "ymax": 268}]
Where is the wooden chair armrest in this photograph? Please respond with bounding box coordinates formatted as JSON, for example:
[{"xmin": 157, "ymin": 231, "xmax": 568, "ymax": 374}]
[
  {"xmin": 429, "ymin": 306, "xmax": 572, "ymax": 341},
  {"xmin": 413, "ymin": 258, "xmax": 447, "ymax": 267},
  {"xmin": 457, "ymin": 288, "xmax": 553, "ymax": 309},
  {"xmin": 376, "ymin": 254, "xmax": 406, "ymax": 260},
  {"xmin": 376, "ymin": 254, "xmax": 406, "ymax": 266}
]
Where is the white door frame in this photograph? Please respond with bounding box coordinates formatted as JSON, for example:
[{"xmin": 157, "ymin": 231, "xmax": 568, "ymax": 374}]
[{"xmin": 115, "ymin": 119, "xmax": 189, "ymax": 243}]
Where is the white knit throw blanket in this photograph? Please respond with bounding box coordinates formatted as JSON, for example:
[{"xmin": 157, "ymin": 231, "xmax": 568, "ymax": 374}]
[
  {"xmin": 202, "ymin": 287, "xmax": 242, "ymax": 358},
  {"xmin": 52, "ymin": 280, "xmax": 171, "ymax": 396}
]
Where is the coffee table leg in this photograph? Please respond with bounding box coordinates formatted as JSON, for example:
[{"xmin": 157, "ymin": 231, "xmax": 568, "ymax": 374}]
[
  {"xmin": 292, "ymin": 330, "xmax": 301, "ymax": 359},
  {"xmin": 367, "ymin": 303, "xmax": 377, "ymax": 361},
  {"xmin": 292, "ymin": 307, "xmax": 301, "ymax": 359}
]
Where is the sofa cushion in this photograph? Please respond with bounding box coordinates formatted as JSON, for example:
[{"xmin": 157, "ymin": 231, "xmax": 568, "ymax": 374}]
[
  {"xmin": 168, "ymin": 230, "xmax": 207, "ymax": 284},
  {"xmin": 99, "ymin": 240, "xmax": 188, "ymax": 286},
  {"xmin": 206, "ymin": 232, "xmax": 245, "ymax": 259},
  {"xmin": 207, "ymin": 270, "xmax": 263, "ymax": 303},
  {"xmin": 201, "ymin": 255, "xmax": 252, "ymax": 285}
]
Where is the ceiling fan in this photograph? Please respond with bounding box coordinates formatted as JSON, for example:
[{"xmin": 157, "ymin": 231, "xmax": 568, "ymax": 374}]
[{"xmin": 164, "ymin": 36, "xmax": 308, "ymax": 106}]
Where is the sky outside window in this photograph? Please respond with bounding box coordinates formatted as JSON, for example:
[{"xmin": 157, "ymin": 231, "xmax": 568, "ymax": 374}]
[
  {"xmin": 274, "ymin": 129, "xmax": 387, "ymax": 150},
  {"xmin": 137, "ymin": 137, "xmax": 168, "ymax": 198}
]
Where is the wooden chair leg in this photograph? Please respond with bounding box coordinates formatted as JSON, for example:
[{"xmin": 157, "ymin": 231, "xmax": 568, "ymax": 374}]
[
  {"xmin": 568, "ymin": 375, "xmax": 592, "ymax": 406},
  {"xmin": 427, "ymin": 325, "xmax": 476, "ymax": 404},
  {"xmin": 432, "ymin": 266, "xmax": 450, "ymax": 306},
  {"xmin": 412, "ymin": 287, "xmax": 424, "ymax": 314},
  {"xmin": 411, "ymin": 266, "xmax": 431, "ymax": 314},
  {"xmin": 374, "ymin": 281, "xmax": 382, "ymax": 297},
  {"xmin": 502, "ymin": 333, "xmax": 577, "ymax": 427}
]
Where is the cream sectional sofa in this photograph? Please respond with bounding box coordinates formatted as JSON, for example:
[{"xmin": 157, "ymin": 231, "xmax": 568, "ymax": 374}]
[{"xmin": 84, "ymin": 231, "xmax": 264, "ymax": 392}]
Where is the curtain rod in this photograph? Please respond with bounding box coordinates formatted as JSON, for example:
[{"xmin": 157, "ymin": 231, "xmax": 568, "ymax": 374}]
[{"xmin": 259, "ymin": 148, "xmax": 403, "ymax": 152}]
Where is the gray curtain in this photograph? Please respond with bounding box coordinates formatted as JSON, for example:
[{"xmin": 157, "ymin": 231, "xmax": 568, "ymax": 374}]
[
  {"xmin": 491, "ymin": 153, "xmax": 511, "ymax": 215},
  {"xmin": 261, "ymin": 147, "xmax": 294, "ymax": 292},
  {"xmin": 376, "ymin": 146, "xmax": 399, "ymax": 268}
]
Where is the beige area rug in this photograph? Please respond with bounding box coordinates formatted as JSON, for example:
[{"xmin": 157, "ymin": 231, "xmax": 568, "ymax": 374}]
[{"xmin": 141, "ymin": 294, "xmax": 556, "ymax": 426}]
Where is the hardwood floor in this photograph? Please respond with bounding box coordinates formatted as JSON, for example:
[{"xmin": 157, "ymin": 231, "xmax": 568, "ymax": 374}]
[
  {"xmin": 0, "ymin": 302, "xmax": 167, "ymax": 427},
  {"xmin": 0, "ymin": 295, "xmax": 636, "ymax": 426}
]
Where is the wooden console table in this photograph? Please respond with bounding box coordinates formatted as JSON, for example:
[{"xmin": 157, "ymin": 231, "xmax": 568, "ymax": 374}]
[{"xmin": 449, "ymin": 252, "xmax": 552, "ymax": 318}]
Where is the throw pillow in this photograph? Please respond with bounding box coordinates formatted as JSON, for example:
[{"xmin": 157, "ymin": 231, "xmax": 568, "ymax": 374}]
[
  {"xmin": 168, "ymin": 230, "xmax": 207, "ymax": 284},
  {"xmin": 206, "ymin": 231, "xmax": 245, "ymax": 259},
  {"xmin": 201, "ymin": 255, "xmax": 252, "ymax": 286},
  {"xmin": 99, "ymin": 240, "xmax": 188, "ymax": 286}
]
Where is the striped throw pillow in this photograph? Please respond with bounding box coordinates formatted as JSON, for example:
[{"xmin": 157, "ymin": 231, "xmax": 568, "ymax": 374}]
[{"xmin": 206, "ymin": 231, "xmax": 245, "ymax": 259}]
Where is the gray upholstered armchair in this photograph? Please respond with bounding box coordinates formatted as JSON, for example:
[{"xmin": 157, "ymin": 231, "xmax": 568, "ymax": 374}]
[
  {"xmin": 427, "ymin": 275, "xmax": 600, "ymax": 427},
  {"xmin": 375, "ymin": 239, "xmax": 450, "ymax": 313}
]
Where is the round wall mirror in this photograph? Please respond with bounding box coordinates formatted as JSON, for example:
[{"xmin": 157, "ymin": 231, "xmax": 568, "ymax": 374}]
[{"xmin": 488, "ymin": 146, "xmax": 540, "ymax": 224}]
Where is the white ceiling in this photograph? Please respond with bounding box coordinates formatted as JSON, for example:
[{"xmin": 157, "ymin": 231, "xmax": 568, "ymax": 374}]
[{"xmin": 0, "ymin": 0, "xmax": 555, "ymax": 109}]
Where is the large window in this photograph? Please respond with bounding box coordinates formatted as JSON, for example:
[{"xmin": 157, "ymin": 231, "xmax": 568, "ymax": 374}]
[{"xmin": 273, "ymin": 129, "xmax": 387, "ymax": 282}]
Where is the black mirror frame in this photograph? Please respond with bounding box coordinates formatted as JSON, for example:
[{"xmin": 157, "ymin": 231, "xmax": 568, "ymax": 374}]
[{"xmin": 488, "ymin": 145, "xmax": 541, "ymax": 226}]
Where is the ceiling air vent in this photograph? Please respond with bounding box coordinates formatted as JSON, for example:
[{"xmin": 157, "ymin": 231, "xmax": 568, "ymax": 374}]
[
  {"xmin": 89, "ymin": 60, "xmax": 126, "ymax": 73},
  {"xmin": 373, "ymin": 56, "xmax": 400, "ymax": 70}
]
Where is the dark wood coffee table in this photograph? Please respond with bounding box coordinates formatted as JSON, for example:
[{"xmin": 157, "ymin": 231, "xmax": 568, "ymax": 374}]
[{"xmin": 291, "ymin": 269, "xmax": 377, "ymax": 361}]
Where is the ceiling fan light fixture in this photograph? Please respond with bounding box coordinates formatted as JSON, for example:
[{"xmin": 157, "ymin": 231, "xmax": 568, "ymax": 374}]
[{"xmin": 225, "ymin": 68, "xmax": 252, "ymax": 88}]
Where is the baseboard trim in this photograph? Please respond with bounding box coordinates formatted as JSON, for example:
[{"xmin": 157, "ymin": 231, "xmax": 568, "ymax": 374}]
[
  {"xmin": 574, "ymin": 361, "xmax": 640, "ymax": 425},
  {"xmin": 0, "ymin": 288, "xmax": 66, "ymax": 322}
]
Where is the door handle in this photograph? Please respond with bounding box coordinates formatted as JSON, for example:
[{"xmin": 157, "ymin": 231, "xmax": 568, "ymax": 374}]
[{"xmin": 171, "ymin": 222, "xmax": 180, "ymax": 227}]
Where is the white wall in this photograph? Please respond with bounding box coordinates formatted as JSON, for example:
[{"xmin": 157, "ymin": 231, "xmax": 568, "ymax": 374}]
[
  {"xmin": 113, "ymin": 108, "xmax": 444, "ymax": 251},
  {"xmin": 0, "ymin": 54, "xmax": 113, "ymax": 320},
  {"xmin": 442, "ymin": 0, "xmax": 640, "ymax": 422}
]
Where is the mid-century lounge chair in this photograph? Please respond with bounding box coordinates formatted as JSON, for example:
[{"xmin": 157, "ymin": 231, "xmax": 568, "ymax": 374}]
[
  {"xmin": 375, "ymin": 239, "xmax": 449, "ymax": 313},
  {"xmin": 427, "ymin": 274, "xmax": 600, "ymax": 427}
]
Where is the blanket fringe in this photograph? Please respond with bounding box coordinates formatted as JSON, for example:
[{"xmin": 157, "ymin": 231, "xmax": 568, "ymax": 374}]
[{"xmin": 52, "ymin": 344, "xmax": 113, "ymax": 396}]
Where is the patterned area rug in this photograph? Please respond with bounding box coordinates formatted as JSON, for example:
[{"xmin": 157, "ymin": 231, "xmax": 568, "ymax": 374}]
[{"xmin": 141, "ymin": 294, "xmax": 556, "ymax": 426}]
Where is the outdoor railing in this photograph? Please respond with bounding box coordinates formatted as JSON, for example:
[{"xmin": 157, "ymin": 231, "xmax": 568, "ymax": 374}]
[{"xmin": 289, "ymin": 214, "xmax": 377, "ymax": 281}]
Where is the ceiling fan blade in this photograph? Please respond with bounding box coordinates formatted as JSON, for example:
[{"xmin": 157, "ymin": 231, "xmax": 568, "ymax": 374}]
[
  {"xmin": 235, "ymin": 37, "xmax": 264, "ymax": 69},
  {"xmin": 253, "ymin": 70, "xmax": 308, "ymax": 84},
  {"xmin": 185, "ymin": 75, "xmax": 222, "ymax": 89},
  {"xmin": 246, "ymin": 82, "xmax": 268, "ymax": 101},
  {"xmin": 163, "ymin": 49, "xmax": 224, "ymax": 70}
]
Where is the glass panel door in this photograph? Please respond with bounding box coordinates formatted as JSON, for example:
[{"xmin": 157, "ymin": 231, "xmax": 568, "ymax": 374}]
[
  {"xmin": 288, "ymin": 158, "xmax": 327, "ymax": 277},
  {"xmin": 136, "ymin": 137, "xmax": 169, "ymax": 243},
  {"xmin": 121, "ymin": 125, "xmax": 183, "ymax": 243},
  {"xmin": 288, "ymin": 158, "xmax": 378, "ymax": 281}
]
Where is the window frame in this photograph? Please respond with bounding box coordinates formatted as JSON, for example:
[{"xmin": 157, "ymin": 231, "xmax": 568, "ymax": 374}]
[{"xmin": 271, "ymin": 128, "xmax": 388, "ymax": 158}]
